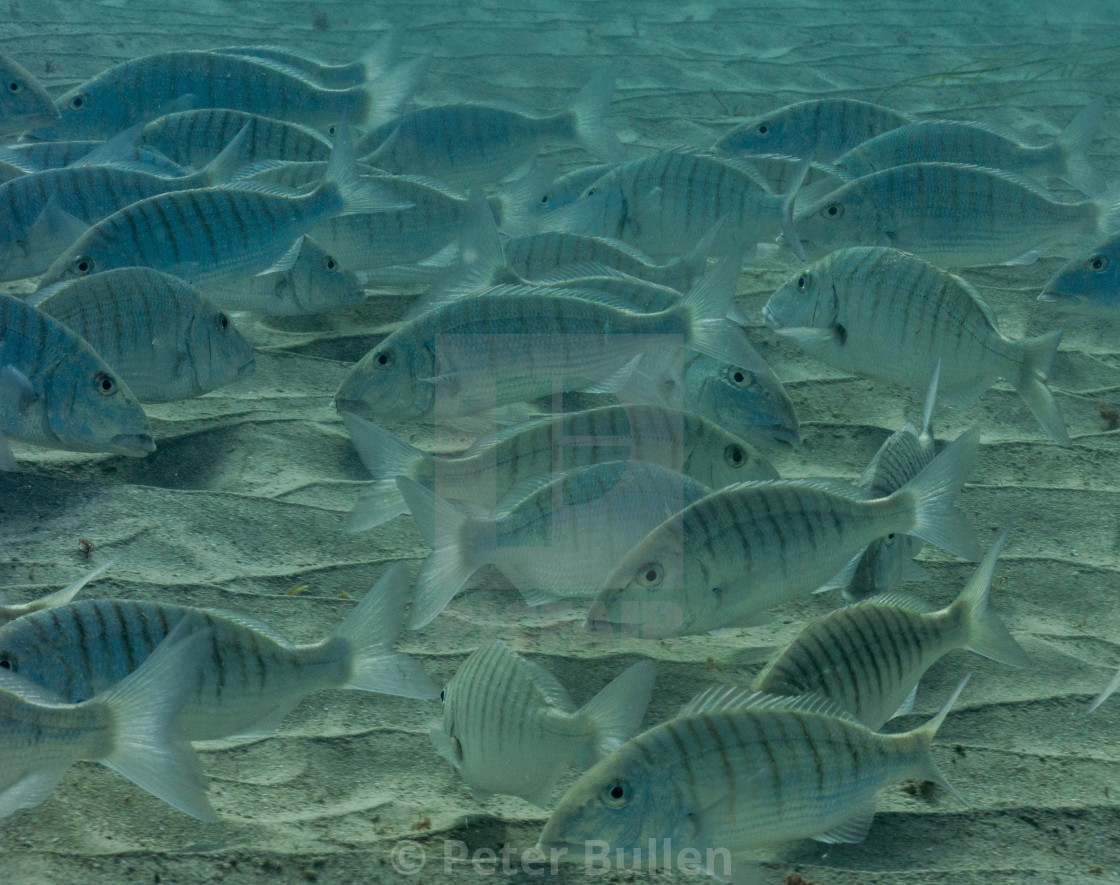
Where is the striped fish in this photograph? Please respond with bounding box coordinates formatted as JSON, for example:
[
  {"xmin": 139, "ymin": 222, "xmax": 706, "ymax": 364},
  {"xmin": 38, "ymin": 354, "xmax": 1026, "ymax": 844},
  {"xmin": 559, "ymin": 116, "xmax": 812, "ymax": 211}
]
[
  {"xmin": 34, "ymin": 125, "xmax": 393, "ymax": 291},
  {"xmin": 1039, "ymin": 233, "xmax": 1120, "ymax": 311},
  {"xmin": 542, "ymin": 149, "xmax": 804, "ymax": 261},
  {"xmin": 32, "ymin": 268, "xmax": 255, "ymax": 403},
  {"xmin": 763, "ymin": 247, "xmax": 1070, "ymax": 445},
  {"xmin": 343, "ymin": 404, "xmax": 776, "ymax": 533},
  {"xmin": 333, "ymin": 252, "xmax": 762, "ymax": 422},
  {"xmin": 140, "ymin": 108, "xmax": 333, "ymax": 168},
  {"xmin": 753, "ymin": 531, "xmax": 1029, "ymax": 730},
  {"xmin": 844, "ymin": 363, "xmax": 940, "ymax": 600},
  {"xmin": 31, "ymin": 49, "xmax": 430, "ymax": 140},
  {"xmin": 523, "ymin": 162, "xmax": 616, "ymax": 228},
  {"xmin": 0, "ymin": 563, "xmax": 437, "ymax": 741},
  {"xmin": 0, "ymin": 628, "xmax": 215, "ymax": 821},
  {"xmin": 205, "ymin": 236, "xmax": 366, "ymax": 316},
  {"xmin": 0, "ymin": 293, "xmax": 152, "ymax": 466},
  {"xmin": 539, "ymin": 677, "xmax": 968, "ymax": 866},
  {"xmin": 0, "ymin": 139, "xmax": 189, "ymax": 175},
  {"xmin": 588, "ymin": 428, "xmax": 981, "ymax": 638},
  {"xmin": 0, "ymin": 562, "xmax": 111, "ymax": 627},
  {"xmin": 711, "ymin": 97, "xmax": 916, "ymax": 162},
  {"xmin": 0, "ymin": 128, "xmax": 246, "ymax": 282},
  {"xmin": 790, "ymin": 162, "xmax": 1120, "ymax": 267},
  {"xmin": 430, "ymin": 640, "xmax": 655, "ymax": 807},
  {"xmin": 832, "ymin": 101, "xmax": 1104, "ymax": 196},
  {"xmin": 0, "ymin": 54, "xmax": 59, "ymax": 134},
  {"xmin": 354, "ymin": 69, "xmax": 623, "ymax": 188},
  {"xmin": 398, "ymin": 461, "xmax": 714, "ymax": 626}
]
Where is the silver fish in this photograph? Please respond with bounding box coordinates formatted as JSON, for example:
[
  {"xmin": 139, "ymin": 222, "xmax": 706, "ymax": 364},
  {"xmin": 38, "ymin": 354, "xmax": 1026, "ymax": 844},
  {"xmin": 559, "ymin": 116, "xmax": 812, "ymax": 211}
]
[
  {"xmin": 140, "ymin": 108, "xmax": 333, "ymax": 168},
  {"xmin": 0, "ymin": 561, "xmax": 112, "ymax": 626},
  {"xmin": 35, "ymin": 125, "xmax": 393, "ymax": 291},
  {"xmin": 543, "ymin": 149, "xmax": 804, "ymax": 260},
  {"xmin": 0, "ymin": 139, "xmax": 189, "ymax": 176},
  {"xmin": 0, "ymin": 293, "xmax": 152, "ymax": 466},
  {"xmin": 588, "ymin": 428, "xmax": 981, "ymax": 638},
  {"xmin": 333, "ymin": 253, "xmax": 761, "ymax": 422},
  {"xmin": 763, "ymin": 246, "xmax": 1070, "ymax": 445},
  {"xmin": 844, "ymin": 362, "xmax": 940, "ymax": 600},
  {"xmin": 711, "ymin": 97, "xmax": 916, "ymax": 162},
  {"xmin": 0, "ymin": 128, "xmax": 246, "ymax": 281},
  {"xmin": 32, "ymin": 267, "xmax": 256, "ymax": 403},
  {"xmin": 0, "ymin": 563, "xmax": 437, "ymax": 740},
  {"xmin": 754, "ymin": 532, "xmax": 1028, "ymax": 729},
  {"xmin": 0, "ymin": 627, "xmax": 215, "ymax": 821},
  {"xmin": 791, "ymin": 162, "xmax": 1120, "ymax": 267},
  {"xmin": 538, "ymin": 677, "xmax": 968, "ymax": 869},
  {"xmin": 832, "ymin": 101, "xmax": 1105, "ymax": 196},
  {"xmin": 431, "ymin": 641, "xmax": 655, "ymax": 807},
  {"xmin": 398, "ymin": 460, "xmax": 714, "ymax": 626},
  {"xmin": 205, "ymin": 236, "xmax": 366, "ymax": 316},
  {"xmin": 31, "ymin": 49, "xmax": 430, "ymax": 140},
  {"xmin": 343, "ymin": 404, "xmax": 777, "ymax": 533},
  {"xmin": 1039, "ymin": 233, "xmax": 1120, "ymax": 311},
  {"xmin": 525, "ymin": 163, "xmax": 616, "ymax": 228},
  {"xmin": 0, "ymin": 55, "xmax": 59, "ymax": 134},
  {"xmin": 355, "ymin": 69, "xmax": 623, "ymax": 187}
]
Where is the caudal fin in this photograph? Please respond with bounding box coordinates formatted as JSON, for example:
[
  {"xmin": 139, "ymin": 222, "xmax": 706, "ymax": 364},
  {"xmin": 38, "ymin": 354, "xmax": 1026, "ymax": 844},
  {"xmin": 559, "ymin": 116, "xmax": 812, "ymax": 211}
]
[
  {"xmin": 895, "ymin": 427, "xmax": 982, "ymax": 561},
  {"xmin": 396, "ymin": 477, "xmax": 481, "ymax": 628},
  {"xmin": 1013, "ymin": 329, "xmax": 1069, "ymax": 446},
  {"xmin": 323, "ymin": 116, "xmax": 411, "ymax": 216},
  {"xmin": 331, "ymin": 562, "xmax": 440, "ymax": 698},
  {"xmin": 950, "ymin": 529, "xmax": 1031, "ymax": 668},
  {"xmin": 99, "ymin": 627, "xmax": 216, "ymax": 821},
  {"xmin": 568, "ymin": 68, "xmax": 624, "ymax": 163},
  {"xmin": 576, "ymin": 659, "xmax": 656, "ymax": 764},
  {"xmin": 342, "ymin": 413, "xmax": 430, "ymax": 532},
  {"xmin": 779, "ymin": 155, "xmax": 812, "ymax": 262},
  {"xmin": 360, "ymin": 54, "xmax": 431, "ymax": 127},
  {"xmin": 1058, "ymin": 97, "xmax": 1105, "ymax": 197},
  {"xmin": 196, "ymin": 123, "xmax": 251, "ymax": 187},
  {"xmin": 903, "ymin": 674, "xmax": 970, "ymax": 807},
  {"xmin": 680, "ymin": 249, "xmax": 769, "ymax": 374}
]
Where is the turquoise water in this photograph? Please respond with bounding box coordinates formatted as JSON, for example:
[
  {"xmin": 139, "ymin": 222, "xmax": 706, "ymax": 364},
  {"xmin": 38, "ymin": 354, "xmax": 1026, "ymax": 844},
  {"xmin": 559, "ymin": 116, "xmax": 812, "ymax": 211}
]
[{"xmin": 1, "ymin": 1, "xmax": 1119, "ymax": 882}]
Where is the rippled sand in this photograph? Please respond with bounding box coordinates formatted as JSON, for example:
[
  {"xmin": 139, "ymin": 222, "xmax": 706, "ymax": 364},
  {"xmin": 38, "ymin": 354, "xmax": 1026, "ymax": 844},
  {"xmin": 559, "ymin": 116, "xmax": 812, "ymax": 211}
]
[{"xmin": 2, "ymin": 1, "xmax": 1120, "ymax": 882}]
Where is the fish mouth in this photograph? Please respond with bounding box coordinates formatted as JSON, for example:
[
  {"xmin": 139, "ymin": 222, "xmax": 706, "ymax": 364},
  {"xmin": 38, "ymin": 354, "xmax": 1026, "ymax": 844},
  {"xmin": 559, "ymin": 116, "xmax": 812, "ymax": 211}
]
[
  {"xmin": 112, "ymin": 433, "xmax": 156, "ymax": 455},
  {"xmin": 237, "ymin": 355, "xmax": 257, "ymax": 376},
  {"xmin": 332, "ymin": 397, "xmax": 368, "ymax": 416},
  {"xmin": 761, "ymin": 304, "xmax": 779, "ymax": 327}
]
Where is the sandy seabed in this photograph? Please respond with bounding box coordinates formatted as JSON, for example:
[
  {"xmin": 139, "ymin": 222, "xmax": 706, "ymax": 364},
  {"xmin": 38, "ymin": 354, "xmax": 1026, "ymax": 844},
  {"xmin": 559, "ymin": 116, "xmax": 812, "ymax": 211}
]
[{"xmin": 3, "ymin": 0, "xmax": 1120, "ymax": 882}]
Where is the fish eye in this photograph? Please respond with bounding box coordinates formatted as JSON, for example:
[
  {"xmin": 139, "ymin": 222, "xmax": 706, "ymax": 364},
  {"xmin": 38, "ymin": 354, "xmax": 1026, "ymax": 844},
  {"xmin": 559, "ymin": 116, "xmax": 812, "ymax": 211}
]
[
  {"xmin": 586, "ymin": 186, "xmax": 599, "ymax": 197},
  {"xmin": 439, "ymin": 688, "xmax": 446, "ymax": 704},
  {"xmin": 539, "ymin": 193, "xmax": 552, "ymax": 206},
  {"xmin": 0, "ymin": 653, "xmax": 14, "ymax": 670},
  {"xmin": 821, "ymin": 202, "xmax": 844, "ymax": 219},
  {"xmin": 756, "ymin": 122, "xmax": 771, "ymax": 136},
  {"xmin": 724, "ymin": 444, "xmax": 746, "ymax": 468},
  {"xmin": 374, "ymin": 348, "xmax": 394, "ymax": 369},
  {"xmin": 727, "ymin": 366, "xmax": 753, "ymax": 387},
  {"xmin": 797, "ymin": 272, "xmax": 811, "ymax": 291},
  {"xmin": 94, "ymin": 372, "xmax": 116, "ymax": 396},
  {"xmin": 7, "ymin": 80, "xmax": 21, "ymax": 93},
  {"xmin": 636, "ymin": 562, "xmax": 663, "ymax": 589},
  {"xmin": 1087, "ymin": 254, "xmax": 1109, "ymax": 272},
  {"xmin": 73, "ymin": 255, "xmax": 94, "ymax": 275},
  {"xmin": 69, "ymin": 93, "xmax": 86, "ymax": 111},
  {"xmin": 601, "ymin": 779, "xmax": 631, "ymax": 808},
  {"xmin": 216, "ymin": 312, "xmax": 230, "ymax": 330},
  {"xmin": 323, "ymin": 255, "xmax": 338, "ymax": 272}
]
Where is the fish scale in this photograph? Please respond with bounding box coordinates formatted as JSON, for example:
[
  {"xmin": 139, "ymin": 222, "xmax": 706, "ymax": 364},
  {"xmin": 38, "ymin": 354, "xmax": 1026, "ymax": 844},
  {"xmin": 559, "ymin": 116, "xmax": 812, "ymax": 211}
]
[{"xmin": 141, "ymin": 108, "xmax": 333, "ymax": 168}]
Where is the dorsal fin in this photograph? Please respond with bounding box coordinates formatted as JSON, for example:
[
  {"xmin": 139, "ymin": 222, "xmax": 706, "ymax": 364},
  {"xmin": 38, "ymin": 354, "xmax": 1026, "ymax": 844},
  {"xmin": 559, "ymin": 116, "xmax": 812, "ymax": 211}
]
[{"xmin": 679, "ymin": 685, "xmax": 860, "ymax": 723}]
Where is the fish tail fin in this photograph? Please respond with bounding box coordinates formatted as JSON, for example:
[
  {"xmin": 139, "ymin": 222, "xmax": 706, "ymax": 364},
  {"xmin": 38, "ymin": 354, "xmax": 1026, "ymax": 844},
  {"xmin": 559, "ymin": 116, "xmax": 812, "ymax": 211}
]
[
  {"xmin": 1088, "ymin": 667, "xmax": 1120, "ymax": 713},
  {"xmin": 331, "ymin": 562, "xmax": 440, "ymax": 698},
  {"xmin": 576, "ymin": 660, "xmax": 656, "ymax": 763},
  {"xmin": 568, "ymin": 67, "xmax": 624, "ymax": 163},
  {"xmin": 1013, "ymin": 329, "xmax": 1069, "ymax": 446},
  {"xmin": 779, "ymin": 155, "xmax": 812, "ymax": 261},
  {"xmin": 951, "ymin": 529, "xmax": 1031, "ymax": 668},
  {"xmin": 395, "ymin": 477, "xmax": 480, "ymax": 628},
  {"xmin": 342, "ymin": 413, "xmax": 429, "ymax": 532},
  {"xmin": 903, "ymin": 674, "xmax": 970, "ymax": 807},
  {"xmin": 99, "ymin": 628, "xmax": 216, "ymax": 821},
  {"xmin": 680, "ymin": 248, "xmax": 768, "ymax": 373},
  {"xmin": 678, "ymin": 218, "xmax": 723, "ymax": 287},
  {"xmin": 895, "ymin": 427, "xmax": 982, "ymax": 561},
  {"xmin": 198, "ymin": 122, "xmax": 251, "ymax": 186},
  {"xmin": 1094, "ymin": 182, "xmax": 1120, "ymax": 237},
  {"xmin": 360, "ymin": 25, "xmax": 404, "ymax": 80},
  {"xmin": 1057, "ymin": 97, "xmax": 1105, "ymax": 196},
  {"xmin": 324, "ymin": 114, "xmax": 409, "ymax": 216},
  {"xmin": 360, "ymin": 53, "xmax": 430, "ymax": 126}
]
